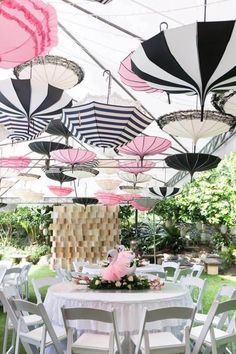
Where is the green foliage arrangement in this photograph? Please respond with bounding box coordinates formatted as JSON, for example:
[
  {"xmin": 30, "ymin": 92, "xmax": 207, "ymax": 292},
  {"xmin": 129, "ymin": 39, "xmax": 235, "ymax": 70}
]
[{"xmin": 88, "ymin": 274, "xmax": 150, "ymax": 290}]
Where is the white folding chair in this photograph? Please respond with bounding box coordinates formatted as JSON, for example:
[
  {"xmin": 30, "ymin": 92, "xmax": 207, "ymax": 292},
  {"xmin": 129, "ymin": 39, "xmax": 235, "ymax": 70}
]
[
  {"xmin": 191, "ymin": 298, "xmax": 236, "ymax": 354},
  {"xmin": 61, "ymin": 306, "xmax": 123, "ymax": 354},
  {"xmin": 72, "ymin": 261, "xmax": 88, "ymax": 273},
  {"xmin": 0, "ymin": 260, "xmax": 12, "ymax": 269},
  {"xmin": 82, "ymin": 264, "xmax": 101, "ymax": 276},
  {"xmin": 2, "ymin": 267, "xmax": 23, "ymax": 295},
  {"xmin": 55, "ymin": 267, "xmax": 72, "ymax": 282},
  {"xmin": 162, "ymin": 261, "xmax": 180, "ymax": 282},
  {"xmin": 18, "ymin": 263, "xmax": 32, "ymax": 299},
  {"xmin": 194, "ymin": 284, "xmax": 236, "ymax": 327},
  {"xmin": 190, "ymin": 264, "xmax": 204, "ymax": 278},
  {"xmin": 134, "ymin": 306, "xmax": 196, "ymax": 354},
  {"xmin": 32, "ymin": 277, "xmax": 60, "ymax": 303},
  {"xmin": 12, "ymin": 299, "xmax": 66, "ymax": 354},
  {"xmin": 180, "ymin": 276, "xmax": 207, "ymax": 313},
  {"xmin": 2, "ymin": 285, "xmax": 42, "ymax": 354}
]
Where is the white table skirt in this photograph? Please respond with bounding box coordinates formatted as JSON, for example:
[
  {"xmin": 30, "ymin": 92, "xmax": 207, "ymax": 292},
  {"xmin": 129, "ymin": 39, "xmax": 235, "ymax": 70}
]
[{"xmin": 44, "ymin": 281, "xmax": 193, "ymax": 334}]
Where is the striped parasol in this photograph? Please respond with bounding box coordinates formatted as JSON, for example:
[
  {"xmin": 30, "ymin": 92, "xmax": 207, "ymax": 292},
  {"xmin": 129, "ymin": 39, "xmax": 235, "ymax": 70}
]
[
  {"xmin": 0, "ymin": 79, "xmax": 72, "ymax": 141},
  {"xmin": 62, "ymin": 101, "xmax": 153, "ymax": 149}
]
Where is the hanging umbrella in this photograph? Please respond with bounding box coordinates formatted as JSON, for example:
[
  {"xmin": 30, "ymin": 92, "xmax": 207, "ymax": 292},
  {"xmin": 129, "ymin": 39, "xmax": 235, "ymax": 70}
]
[
  {"xmin": 0, "ymin": 180, "xmax": 15, "ymax": 189},
  {"xmin": 157, "ymin": 110, "xmax": 236, "ymax": 145},
  {"xmin": 14, "ymin": 55, "xmax": 84, "ymax": 89},
  {"xmin": 0, "ymin": 203, "xmax": 7, "ymax": 208},
  {"xmin": 29, "ymin": 141, "xmax": 69, "ymax": 157},
  {"xmin": 51, "ymin": 149, "xmax": 96, "ymax": 167},
  {"xmin": 45, "ymin": 171, "xmax": 76, "ymax": 184},
  {"xmin": 96, "ymin": 179, "xmax": 120, "ymax": 191},
  {"xmin": 134, "ymin": 197, "xmax": 158, "ymax": 210},
  {"xmin": 18, "ymin": 173, "xmax": 41, "ymax": 181},
  {"xmin": 0, "ymin": 0, "xmax": 57, "ymax": 68},
  {"xmin": 119, "ymin": 53, "xmax": 160, "ymax": 93},
  {"xmin": 45, "ymin": 119, "xmax": 72, "ymax": 144},
  {"xmin": 165, "ymin": 153, "xmax": 221, "ymax": 180},
  {"xmin": 48, "ymin": 185, "xmax": 73, "ymax": 196},
  {"xmin": 0, "ymin": 79, "xmax": 72, "ymax": 141},
  {"xmin": 14, "ymin": 189, "xmax": 44, "ymax": 202},
  {"xmin": 212, "ymin": 90, "xmax": 236, "ymax": 118},
  {"xmin": 149, "ymin": 186, "xmax": 181, "ymax": 198},
  {"xmin": 95, "ymin": 192, "xmax": 122, "ymax": 206},
  {"xmin": 0, "ymin": 168, "xmax": 20, "ymax": 179},
  {"xmin": 98, "ymin": 160, "xmax": 118, "ymax": 175},
  {"xmin": 63, "ymin": 166, "xmax": 99, "ymax": 179},
  {"xmin": 72, "ymin": 197, "xmax": 98, "ymax": 207},
  {"xmin": 62, "ymin": 101, "xmax": 153, "ymax": 149},
  {"xmin": 119, "ymin": 186, "xmax": 143, "ymax": 194},
  {"xmin": 119, "ymin": 160, "xmax": 155, "ymax": 174},
  {"xmin": 131, "ymin": 21, "xmax": 236, "ymax": 119},
  {"xmin": 118, "ymin": 172, "xmax": 151, "ymax": 186},
  {"xmin": 0, "ymin": 157, "xmax": 31, "ymax": 169},
  {"xmin": 118, "ymin": 136, "xmax": 171, "ymax": 161}
]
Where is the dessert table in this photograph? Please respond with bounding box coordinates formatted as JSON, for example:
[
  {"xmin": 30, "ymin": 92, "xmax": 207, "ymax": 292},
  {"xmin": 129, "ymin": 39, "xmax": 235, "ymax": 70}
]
[{"xmin": 44, "ymin": 281, "xmax": 193, "ymax": 335}]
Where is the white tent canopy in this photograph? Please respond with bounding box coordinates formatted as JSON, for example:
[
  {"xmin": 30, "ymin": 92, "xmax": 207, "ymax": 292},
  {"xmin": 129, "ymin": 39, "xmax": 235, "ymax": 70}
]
[{"xmin": 0, "ymin": 0, "xmax": 235, "ymax": 203}]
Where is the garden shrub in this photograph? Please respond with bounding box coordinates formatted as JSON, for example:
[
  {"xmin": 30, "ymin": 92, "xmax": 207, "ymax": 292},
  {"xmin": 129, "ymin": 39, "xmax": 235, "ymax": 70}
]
[{"xmin": 25, "ymin": 244, "xmax": 51, "ymax": 264}]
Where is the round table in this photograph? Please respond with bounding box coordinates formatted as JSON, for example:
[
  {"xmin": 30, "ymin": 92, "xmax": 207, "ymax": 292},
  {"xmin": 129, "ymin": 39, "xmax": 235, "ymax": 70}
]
[{"xmin": 44, "ymin": 281, "xmax": 193, "ymax": 335}]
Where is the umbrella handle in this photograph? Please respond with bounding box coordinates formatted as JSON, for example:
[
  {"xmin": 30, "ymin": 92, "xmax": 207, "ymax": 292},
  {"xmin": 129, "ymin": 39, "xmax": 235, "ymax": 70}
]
[
  {"xmin": 159, "ymin": 22, "xmax": 168, "ymax": 32},
  {"xmin": 103, "ymin": 70, "xmax": 112, "ymax": 104}
]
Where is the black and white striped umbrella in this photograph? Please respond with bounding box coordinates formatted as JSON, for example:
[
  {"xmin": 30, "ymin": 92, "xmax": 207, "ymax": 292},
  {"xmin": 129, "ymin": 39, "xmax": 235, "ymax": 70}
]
[
  {"xmin": 0, "ymin": 79, "xmax": 72, "ymax": 141},
  {"xmin": 149, "ymin": 187, "xmax": 181, "ymax": 198},
  {"xmin": 62, "ymin": 101, "xmax": 152, "ymax": 149},
  {"xmin": 87, "ymin": 0, "xmax": 113, "ymax": 3},
  {"xmin": 131, "ymin": 21, "xmax": 236, "ymax": 118},
  {"xmin": 212, "ymin": 90, "xmax": 236, "ymax": 118}
]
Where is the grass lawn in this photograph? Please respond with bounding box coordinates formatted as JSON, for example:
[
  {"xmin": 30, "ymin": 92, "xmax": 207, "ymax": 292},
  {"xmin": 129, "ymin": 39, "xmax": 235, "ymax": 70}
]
[{"xmin": 1, "ymin": 265, "xmax": 236, "ymax": 353}]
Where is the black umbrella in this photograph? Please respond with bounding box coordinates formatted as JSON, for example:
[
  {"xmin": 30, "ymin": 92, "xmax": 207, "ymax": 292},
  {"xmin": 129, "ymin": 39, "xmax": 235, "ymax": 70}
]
[
  {"xmin": 72, "ymin": 197, "xmax": 98, "ymax": 207},
  {"xmin": 149, "ymin": 186, "xmax": 181, "ymax": 198},
  {"xmin": 131, "ymin": 21, "xmax": 236, "ymax": 119},
  {"xmin": 0, "ymin": 79, "xmax": 72, "ymax": 141},
  {"xmin": 62, "ymin": 101, "xmax": 153, "ymax": 148},
  {"xmin": 165, "ymin": 153, "xmax": 221, "ymax": 181},
  {"xmin": 45, "ymin": 171, "xmax": 76, "ymax": 184},
  {"xmin": 45, "ymin": 119, "xmax": 72, "ymax": 144}
]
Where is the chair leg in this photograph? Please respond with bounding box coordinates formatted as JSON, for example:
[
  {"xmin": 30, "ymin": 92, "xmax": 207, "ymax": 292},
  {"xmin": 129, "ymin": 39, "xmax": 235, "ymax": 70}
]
[{"xmin": 2, "ymin": 314, "xmax": 12, "ymax": 354}]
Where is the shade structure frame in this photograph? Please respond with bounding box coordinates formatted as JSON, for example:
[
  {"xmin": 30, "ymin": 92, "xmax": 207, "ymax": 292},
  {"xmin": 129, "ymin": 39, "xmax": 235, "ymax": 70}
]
[
  {"xmin": 131, "ymin": 20, "xmax": 236, "ymax": 120},
  {"xmin": 157, "ymin": 109, "xmax": 236, "ymax": 145},
  {"xmin": 62, "ymin": 101, "xmax": 153, "ymax": 149},
  {"xmin": 14, "ymin": 55, "xmax": 84, "ymax": 89}
]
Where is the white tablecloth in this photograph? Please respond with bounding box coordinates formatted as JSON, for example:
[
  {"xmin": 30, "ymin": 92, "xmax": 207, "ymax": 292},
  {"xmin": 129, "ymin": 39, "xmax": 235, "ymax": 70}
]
[{"xmin": 44, "ymin": 281, "xmax": 193, "ymax": 334}]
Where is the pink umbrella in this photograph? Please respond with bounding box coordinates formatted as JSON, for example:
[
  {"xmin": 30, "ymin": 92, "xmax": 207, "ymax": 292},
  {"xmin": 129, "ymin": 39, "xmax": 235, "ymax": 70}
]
[
  {"xmin": 95, "ymin": 192, "xmax": 123, "ymax": 206},
  {"xmin": 48, "ymin": 185, "xmax": 73, "ymax": 197},
  {"xmin": 130, "ymin": 200, "xmax": 150, "ymax": 212},
  {"xmin": 119, "ymin": 53, "xmax": 159, "ymax": 93},
  {"xmin": 0, "ymin": 0, "xmax": 58, "ymax": 68},
  {"xmin": 119, "ymin": 194, "xmax": 141, "ymax": 202},
  {"xmin": 119, "ymin": 160, "xmax": 155, "ymax": 174},
  {"xmin": 0, "ymin": 156, "xmax": 31, "ymax": 169},
  {"xmin": 118, "ymin": 136, "xmax": 171, "ymax": 161},
  {"xmin": 51, "ymin": 149, "xmax": 96, "ymax": 167}
]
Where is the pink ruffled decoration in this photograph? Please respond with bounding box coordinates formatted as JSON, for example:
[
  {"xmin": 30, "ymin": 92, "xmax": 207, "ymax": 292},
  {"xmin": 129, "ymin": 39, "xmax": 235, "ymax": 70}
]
[
  {"xmin": 119, "ymin": 53, "xmax": 160, "ymax": 93},
  {"xmin": 0, "ymin": 0, "xmax": 58, "ymax": 68},
  {"xmin": 102, "ymin": 250, "xmax": 134, "ymax": 281}
]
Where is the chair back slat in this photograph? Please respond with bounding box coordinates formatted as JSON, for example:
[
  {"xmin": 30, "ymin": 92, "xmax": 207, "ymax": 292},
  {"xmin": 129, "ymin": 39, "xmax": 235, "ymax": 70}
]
[
  {"xmin": 62, "ymin": 306, "xmax": 113, "ymax": 323},
  {"xmin": 146, "ymin": 306, "xmax": 196, "ymax": 323},
  {"xmin": 32, "ymin": 276, "xmax": 60, "ymax": 303}
]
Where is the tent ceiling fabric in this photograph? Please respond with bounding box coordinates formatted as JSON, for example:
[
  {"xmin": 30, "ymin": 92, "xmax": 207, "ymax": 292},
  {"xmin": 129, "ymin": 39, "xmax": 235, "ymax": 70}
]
[{"xmin": 0, "ymin": 0, "xmax": 235, "ymax": 202}]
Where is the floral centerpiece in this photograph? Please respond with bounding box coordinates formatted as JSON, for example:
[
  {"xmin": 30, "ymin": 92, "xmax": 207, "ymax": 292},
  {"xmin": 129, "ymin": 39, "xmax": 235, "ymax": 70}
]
[
  {"xmin": 89, "ymin": 274, "xmax": 150, "ymax": 290},
  {"xmin": 73, "ymin": 246, "xmax": 164, "ymax": 291}
]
